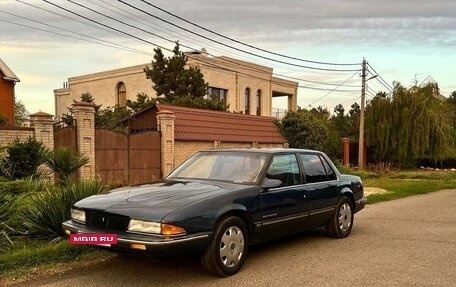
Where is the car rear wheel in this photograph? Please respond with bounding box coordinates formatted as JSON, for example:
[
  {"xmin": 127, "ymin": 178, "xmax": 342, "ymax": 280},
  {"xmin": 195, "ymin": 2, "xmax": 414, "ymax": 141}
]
[
  {"xmin": 326, "ymin": 196, "xmax": 354, "ymax": 238},
  {"xmin": 201, "ymin": 216, "xmax": 248, "ymax": 277}
]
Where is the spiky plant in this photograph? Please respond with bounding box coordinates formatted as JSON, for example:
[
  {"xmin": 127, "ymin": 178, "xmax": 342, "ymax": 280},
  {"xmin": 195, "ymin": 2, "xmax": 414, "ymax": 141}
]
[
  {"xmin": 0, "ymin": 193, "xmax": 13, "ymax": 250},
  {"xmin": 21, "ymin": 181, "xmax": 106, "ymax": 239},
  {"xmin": 44, "ymin": 147, "xmax": 89, "ymax": 185}
]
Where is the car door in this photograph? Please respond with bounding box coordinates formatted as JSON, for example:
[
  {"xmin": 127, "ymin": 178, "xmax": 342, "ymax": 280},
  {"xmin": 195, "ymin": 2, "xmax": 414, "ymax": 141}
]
[
  {"xmin": 257, "ymin": 153, "xmax": 309, "ymax": 240},
  {"xmin": 300, "ymin": 153, "xmax": 339, "ymax": 226}
]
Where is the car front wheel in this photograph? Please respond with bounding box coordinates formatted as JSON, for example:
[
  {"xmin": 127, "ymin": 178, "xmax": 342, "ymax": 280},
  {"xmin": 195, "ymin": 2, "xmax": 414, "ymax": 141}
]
[
  {"xmin": 326, "ymin": 196, "xmax": 354, "ymax": 238},
  {"xmin": 201, "ymin": 216, "xmax": 248, "ymax": 277}
]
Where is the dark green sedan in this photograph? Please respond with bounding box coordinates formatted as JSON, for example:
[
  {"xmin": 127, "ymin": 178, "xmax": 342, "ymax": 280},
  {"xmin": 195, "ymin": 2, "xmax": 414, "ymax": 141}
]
[{"xmin": 63, "ymin": 148, "xmax": 366, "ymax": 277}]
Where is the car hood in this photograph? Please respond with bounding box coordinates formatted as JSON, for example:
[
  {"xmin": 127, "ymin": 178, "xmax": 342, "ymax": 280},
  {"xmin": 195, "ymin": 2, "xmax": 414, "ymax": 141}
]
[{"xmin": 74, "ymin": 180, "xmax": 232, "ymax": 221}]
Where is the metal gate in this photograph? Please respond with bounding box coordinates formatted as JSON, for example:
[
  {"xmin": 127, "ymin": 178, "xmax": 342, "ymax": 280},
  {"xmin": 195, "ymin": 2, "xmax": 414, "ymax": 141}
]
[{"xmin": 95, "ymin": 129, "xmax": 161, "ymax": 186}]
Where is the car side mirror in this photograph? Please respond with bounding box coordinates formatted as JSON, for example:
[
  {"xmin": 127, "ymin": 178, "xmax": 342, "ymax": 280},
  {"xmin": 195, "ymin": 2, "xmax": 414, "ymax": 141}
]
[{"xmin": 262, "ymin": 178, "xmax": 282, "ymax": 191}]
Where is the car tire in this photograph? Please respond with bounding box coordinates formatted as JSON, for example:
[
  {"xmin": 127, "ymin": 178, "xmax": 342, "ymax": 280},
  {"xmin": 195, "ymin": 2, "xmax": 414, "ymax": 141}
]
[
  {"xmin": 326, "ymin": 196, "xmax": 354, "ymax": 238},
  {"xmin": 201, "ymin": 216, "xmax": 249, "ymax": 277}
]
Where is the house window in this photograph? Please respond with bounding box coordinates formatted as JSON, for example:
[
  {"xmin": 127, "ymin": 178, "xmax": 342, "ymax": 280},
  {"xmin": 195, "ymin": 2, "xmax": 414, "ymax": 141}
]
[
  {"xmin": 256, "ymin": 89, "xmax": 262, "ymax": 116},
  {"xmin": 207, "ymin": 86, "xmax": 228, "ymax": 104},
  {"xmin": 244, "ymin": 87, "xmax": 251, "ymax": 115},
  {"xmin": 116, "ymin": 82, "xmax": 126, "ymax": 107}
]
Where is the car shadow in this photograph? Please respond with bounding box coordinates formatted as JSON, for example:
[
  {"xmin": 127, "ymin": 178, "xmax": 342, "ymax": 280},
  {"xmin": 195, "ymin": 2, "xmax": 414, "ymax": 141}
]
[{"xmin": 23, "ymin": 229, "xmax": 337, "ymax": 287}]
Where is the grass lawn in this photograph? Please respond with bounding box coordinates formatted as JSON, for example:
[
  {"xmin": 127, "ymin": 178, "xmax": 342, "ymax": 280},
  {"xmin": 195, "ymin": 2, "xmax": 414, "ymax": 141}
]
[
  {"xmin": 365, "ymin": 178, "xmax": 456, "ymax": 203},
  {"xmin": 0, "ymin": 238, "xmax": 107, "ymax": 279},
  {"xmin": 349, "ymin": 169, "xmax": 456, "ymax": 203}
]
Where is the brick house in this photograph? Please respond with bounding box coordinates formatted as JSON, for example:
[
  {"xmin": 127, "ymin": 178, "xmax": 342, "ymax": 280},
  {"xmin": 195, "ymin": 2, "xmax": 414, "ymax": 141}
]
[
  {"xmin": 54, "ymin": 50, "xmax": 298, "ymax": 119},
  {"xmin": 0, "ymin": 58, "xmax": 20, "ymax": 126}
]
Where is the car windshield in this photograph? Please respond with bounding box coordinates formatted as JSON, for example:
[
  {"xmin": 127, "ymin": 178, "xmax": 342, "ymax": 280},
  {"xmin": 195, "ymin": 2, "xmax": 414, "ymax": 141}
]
[{"xmin": 168, "ymin": 151, "xmax": 270, "ymax": 184}]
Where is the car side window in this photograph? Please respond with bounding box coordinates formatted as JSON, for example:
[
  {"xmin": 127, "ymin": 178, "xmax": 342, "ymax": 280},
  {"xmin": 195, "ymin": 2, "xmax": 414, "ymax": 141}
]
[
  {"xmin": 300, "ymin": 154, "xmax": 330, "ymax": 183},
  {"xmin": 266, "ymin": 154, "xmax": 301, "ymax": 187},
  {"xmin": 320, "ymin": 156, "xmax": 337, "ymax": 181}
]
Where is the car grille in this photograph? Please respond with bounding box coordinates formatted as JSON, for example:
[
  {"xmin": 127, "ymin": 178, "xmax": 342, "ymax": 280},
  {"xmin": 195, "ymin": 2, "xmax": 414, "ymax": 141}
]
[{"xmin": 85, "ymin": 210, "xmax": 130, "ymax": 231}]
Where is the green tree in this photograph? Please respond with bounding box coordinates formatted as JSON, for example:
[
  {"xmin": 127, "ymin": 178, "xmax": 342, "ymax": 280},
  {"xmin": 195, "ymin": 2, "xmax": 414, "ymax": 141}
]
[
  {"xmin": 144, "ymin": 43, "xmax": 227, "ymax": 111},
  {"xmin": 145, "ymin": 43, "xmax": 208, "ymax": 102},
  {"xmin": 447, "ymin": 91, "xmax": 456, "ymax": 128},
  {"xmin": 346, "ymin": 102, "xmax": 360, "ymax": 140},
  {"xmin": 126, "ymin": 92, "xmax": 156, "ymax": 113},
  {"xmin": 448, "ymin": 91, "xmax": 456, "ymax": 104},
  {"xmin": 331, "ymin": 104, "xmax": 349, "ymax": 137},
  {"xmin": 276, "ymin": 108, "xmax": 329, "ymax": 151},
  {"xmin": 94, "ymin": 105, "xmax": 131, "ymax": 133},
  {"xmin": 365, "ymin": 82, "xmax": 455, "ymax": 166},
  {"xmin": 80, "ymin": 92, "xmax": 95, "ymax": 103},
  {"xmin": 14, "ymin": 100, "xmax": 30, "ymax": 127}
]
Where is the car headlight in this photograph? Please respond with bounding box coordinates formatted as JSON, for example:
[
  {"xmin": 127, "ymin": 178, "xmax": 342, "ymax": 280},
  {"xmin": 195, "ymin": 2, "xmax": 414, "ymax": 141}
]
[
  {"xmin": 128, "ymin": 219, "xmax": 161, "ymax": 234},
  {"xmin": 71, "ymin": 208, "xmax": 86, "ymax": 223},
  {"xmin": 127, "ymin": 219, "xmax": 186, "ymax": 235}
]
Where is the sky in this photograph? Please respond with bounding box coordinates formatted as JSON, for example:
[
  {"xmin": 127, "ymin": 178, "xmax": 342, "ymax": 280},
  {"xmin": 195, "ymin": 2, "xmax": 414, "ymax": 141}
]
[{"xmin": 0, "ymin": 0, "xmax": 455, "ymax": 116}]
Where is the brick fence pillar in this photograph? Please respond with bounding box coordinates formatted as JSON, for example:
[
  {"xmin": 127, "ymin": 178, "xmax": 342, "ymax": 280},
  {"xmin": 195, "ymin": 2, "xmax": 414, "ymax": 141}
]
[
  {"xmin": 157, "ymin": 110, "xmax": 175, "ymax": 177},
  {"xmin": 29, "ymin": 111, "xmax": 55, "ymax": 181},
  {"xmin": 342, "ymin": 137, "xmax": 350, "ymax": 167},
  {"xmin": 72, "ymin": 102, "xmax": 96, "ymax": 180},
  {"xmin": 29, "ymin": 111, "xmax": 54, "ymax": 150}
]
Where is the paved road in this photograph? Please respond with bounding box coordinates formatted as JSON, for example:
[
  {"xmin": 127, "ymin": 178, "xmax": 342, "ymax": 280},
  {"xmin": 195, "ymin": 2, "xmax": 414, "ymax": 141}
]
[{"xmin": 20, "ymin": 190, "xmax": 456, "ymax": 287}]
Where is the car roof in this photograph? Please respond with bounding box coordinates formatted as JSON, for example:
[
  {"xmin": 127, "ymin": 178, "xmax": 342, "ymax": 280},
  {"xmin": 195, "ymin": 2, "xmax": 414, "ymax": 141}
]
[{"xmin": 199, "ymin": 148, "xmax": 324, "ymax": 154}]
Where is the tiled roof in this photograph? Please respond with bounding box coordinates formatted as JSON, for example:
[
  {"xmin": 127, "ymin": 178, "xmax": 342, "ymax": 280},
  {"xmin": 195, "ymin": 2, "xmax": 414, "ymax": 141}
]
[
  {"xmin": 156, "ymin": 104, "xmax": 286, "ymax": 144},
  {"xmin": 0, "ymin": 58, "xmax": 20, "ymax": 82}
]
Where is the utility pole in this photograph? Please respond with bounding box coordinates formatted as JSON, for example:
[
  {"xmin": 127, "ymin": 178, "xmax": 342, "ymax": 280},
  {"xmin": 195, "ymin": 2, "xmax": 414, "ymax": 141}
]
[{"xmin": 358, "ymin": 58, "xmax": 367, "ymax": 170}]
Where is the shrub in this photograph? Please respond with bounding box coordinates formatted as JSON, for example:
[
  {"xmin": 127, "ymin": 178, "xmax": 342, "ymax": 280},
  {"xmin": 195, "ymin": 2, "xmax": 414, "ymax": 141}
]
[
  {"xmin": 0, "ymin": 192, "xmax": 13, "ymax": 251},
  {"xmin": 0, "ymin": 180, "xmax": 38, "ymax": 196},
  {"xmin": 0, "ymin": 179, "xmax": 51, "ymax": 197},
  {"xmin": 21, "ymin": 181, "xmax": 107, "ymax": 239},
  {"xmin": 0, "ymin": 180, "xmax": 53, "ymax": 236},
  {"xmin": 44, "ymin": 147, "xmax": 89, "ymax": 185},
  {"xmin": 0, "ymin": 137, "xmax": 49, "ymax": 179}
]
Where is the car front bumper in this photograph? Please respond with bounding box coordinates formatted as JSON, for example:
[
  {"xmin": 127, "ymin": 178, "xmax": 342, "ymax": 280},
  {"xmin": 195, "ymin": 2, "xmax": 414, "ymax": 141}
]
[
  {"xmin": 354, "ymin": 197, "xmax": 367, "ymax": 213},
  {"xmin": 62, "ymin": 220, "xmax": 211, "ymax": 257}
]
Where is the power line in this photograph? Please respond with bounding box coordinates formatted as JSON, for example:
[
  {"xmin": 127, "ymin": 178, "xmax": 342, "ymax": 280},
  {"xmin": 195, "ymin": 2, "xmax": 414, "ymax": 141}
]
[
  {"xmin": 47, "ymin": 0, "xmax": 360, "ymax": 91},
  {"xmin": 272, "ymin": 72, "xmax": 360, "ymax": 88},
  {"xmin": 24, "ymin": 0, "xmax": 284, "ymax": 80},
  {"xmin": 114, "ymin": 0, "xmax": 360, "ymax": 72},
  {"xmin": 372, "ymin": 75, "xmax": 393, "ymax": 93},
  {"xmin": 326, "ymin": 95, "xmax": 361, "ymax": 111},
  {"xmin": 0, "ymin": 18, "xmax": 153, "ymax": 57},
  {"xmin": 81, "ymin": 0, "xmax": 362, "ymax": 88},
  {"xmin": 5, "ymin": 1, "xmax": 358, "ymax": 95},
  {"xmin": 366, "ymin": 81, "xmax": 387, "ymax": 94},
  {"xmin": 87, "ymin": 0, "xmax": 257, "ymax": 61},
  {"xmin": 308, "ymin": 71, "xmax": 360, "ymax": 106},
  {"xmin": 90, "ymin": 0, "xmax": 361, "ymax": 88},
  {"xmin": 15, "ymin": 0, "xmax": 125, "ymax": 38},
  {"xmin": 367, "ymin": 90, "xmax": 377, "ymax": 98},
  {"xmin": 11, "ymin": 0, "xmax": 359, "ymax": 90},
  {"xmin": 367, "ymin": 63, "xmax": 394, "ymax": 91},
  {"xmin": 35, "ymin": 0, "xmax": 355, "ymax": 93},
  {"xmin": 0, "ymin": 9, "xmax": 155, "ymax": 57},
  {"xmin": 89, "ymin": 0, "xmax": 356, "ymax": 78},
  {"xmin": 135, "ymin": 0, "xmax": 359, "ymax": 67}
]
